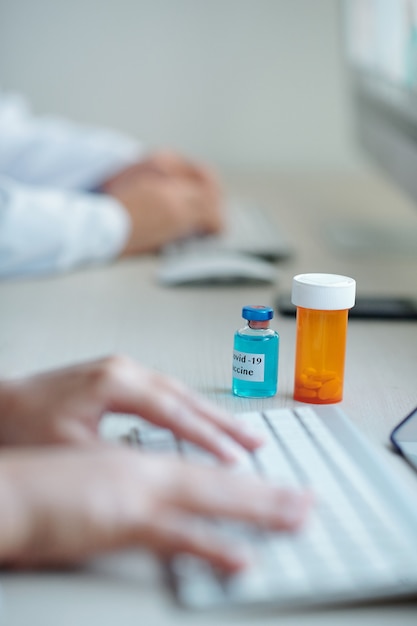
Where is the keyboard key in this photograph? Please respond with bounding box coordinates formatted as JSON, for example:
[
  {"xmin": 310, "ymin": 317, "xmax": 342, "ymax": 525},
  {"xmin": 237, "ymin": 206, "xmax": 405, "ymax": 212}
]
[{"xmin": 122, "ymin": 406, "xmax": 417, "ymax": 609}]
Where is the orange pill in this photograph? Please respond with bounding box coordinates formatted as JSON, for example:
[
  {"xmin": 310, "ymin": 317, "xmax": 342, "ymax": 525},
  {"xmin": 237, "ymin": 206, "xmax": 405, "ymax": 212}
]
[
  {"xmin": 312, "ymin": 370, "xmax": 337, "ymax": 383},
  {"xmin": 318, "ymin": 378, "xmax": 342, "ymax": 400},
  {"xmin": 302, "ymin": 376, "xmax": 322, "ymax": 390},
  {"xmin": 295, "ymin": 387, "xmax": 318, "ymax": 399}
]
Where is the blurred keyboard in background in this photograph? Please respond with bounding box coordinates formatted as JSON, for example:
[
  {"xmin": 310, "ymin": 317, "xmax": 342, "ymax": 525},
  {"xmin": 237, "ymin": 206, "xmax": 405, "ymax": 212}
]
[{"xmin": 162, "ymin": 200, "xmax": 293, "ymax": 262}]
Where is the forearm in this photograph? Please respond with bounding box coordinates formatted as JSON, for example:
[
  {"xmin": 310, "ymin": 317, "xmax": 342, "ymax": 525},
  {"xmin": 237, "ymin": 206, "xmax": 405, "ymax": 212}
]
[
  {"xmin": 0, "ymin": 177, "xmax": 131, "ymax": 278},
  {"xmin": 0, "ymin": 91, "xmax": 144, "ymax": 190}
]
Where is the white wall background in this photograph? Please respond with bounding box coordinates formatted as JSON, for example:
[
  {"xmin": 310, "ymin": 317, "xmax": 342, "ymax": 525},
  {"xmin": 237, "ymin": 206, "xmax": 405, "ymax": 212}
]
[{"xmin": 0, "ymin": 0, "xmax": 359, "ymax": 169}]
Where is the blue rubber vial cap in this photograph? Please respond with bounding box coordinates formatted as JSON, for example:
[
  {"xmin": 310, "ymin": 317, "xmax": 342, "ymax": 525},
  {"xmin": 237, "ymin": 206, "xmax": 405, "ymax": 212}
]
[{"xmin": 242, "ymin": 305, "xmax": 274, "ymax": 321}]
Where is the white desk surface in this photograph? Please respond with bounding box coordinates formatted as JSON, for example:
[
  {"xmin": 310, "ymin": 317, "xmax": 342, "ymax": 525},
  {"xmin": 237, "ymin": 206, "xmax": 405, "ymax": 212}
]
[{"xmin": 0, "ymin": 170, "xmax": 416, "ymax": 625}]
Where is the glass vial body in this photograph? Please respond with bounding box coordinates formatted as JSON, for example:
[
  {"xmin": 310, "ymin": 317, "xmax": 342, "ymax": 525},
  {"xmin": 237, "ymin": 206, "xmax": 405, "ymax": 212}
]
[
  {"xmin": 232, "ymin": 305, "xmax": 279, "ymax": 398},
  {"xmin": 292, "ymin": 273, "xmax": 356, "ymax": 405}
]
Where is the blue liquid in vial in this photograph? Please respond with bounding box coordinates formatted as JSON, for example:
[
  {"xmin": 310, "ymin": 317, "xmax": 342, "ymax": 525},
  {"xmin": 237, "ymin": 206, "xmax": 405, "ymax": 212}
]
[{"xmin": 232, "ymin": 331, "xmax": 279, "ymax": 398}]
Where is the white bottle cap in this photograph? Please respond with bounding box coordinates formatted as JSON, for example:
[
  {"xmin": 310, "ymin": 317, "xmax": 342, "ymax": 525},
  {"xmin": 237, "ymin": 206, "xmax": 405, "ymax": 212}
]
[{"xmin": 291, "ymin": 273, "xmax": 356, "ymax": 310}]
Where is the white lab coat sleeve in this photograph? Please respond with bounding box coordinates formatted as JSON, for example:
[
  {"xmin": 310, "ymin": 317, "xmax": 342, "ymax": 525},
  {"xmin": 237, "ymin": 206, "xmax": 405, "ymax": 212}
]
[
  {"xmin": 0, "ymin": 176, "xmax": 131, "ymax": 278},
  {"xmin": 0, "ymin": 91, "xmax": 144, "ymax": 190}
]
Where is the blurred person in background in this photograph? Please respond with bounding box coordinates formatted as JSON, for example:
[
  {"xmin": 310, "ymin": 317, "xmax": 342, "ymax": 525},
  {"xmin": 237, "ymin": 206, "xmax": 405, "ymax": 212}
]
[{"xmin": 0, "ymin": 90, "xmax": 224, "ymax": 278}]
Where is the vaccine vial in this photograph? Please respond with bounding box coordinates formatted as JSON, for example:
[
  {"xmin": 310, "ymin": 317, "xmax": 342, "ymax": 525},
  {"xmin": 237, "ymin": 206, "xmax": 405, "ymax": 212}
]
[
  {"xmin": 292, "ymin": 273, "xmax": 356, "ymax": 404},
  {"xmin": 232, "ymin": 305, "xmax": 279, "ymax": 398}
]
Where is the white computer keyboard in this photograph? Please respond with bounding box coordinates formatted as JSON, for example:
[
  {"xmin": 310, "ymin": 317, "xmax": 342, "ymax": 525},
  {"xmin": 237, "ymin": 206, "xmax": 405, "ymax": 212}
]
[{"xmin": 124, "ymin": 405, "xmax": 417, "ymax": 610}]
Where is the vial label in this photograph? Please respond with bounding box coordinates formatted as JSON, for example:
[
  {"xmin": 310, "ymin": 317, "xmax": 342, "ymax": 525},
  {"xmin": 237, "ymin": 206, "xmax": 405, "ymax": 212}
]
[{"xmin": 232, "ymin": 350, "xmax": 265, "ymax": 382}]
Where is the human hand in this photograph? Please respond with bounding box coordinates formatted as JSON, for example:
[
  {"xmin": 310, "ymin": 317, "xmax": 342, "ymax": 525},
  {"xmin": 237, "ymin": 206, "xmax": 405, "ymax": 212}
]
[
  {"xmin": 0, "ymin": 446, "xmax": 312, "ymax": 569},
  {"xmin": 0, "ymin": 356, "xmax": 262, "ymax": 460},
  {"xmin": 104, "ymin": 149, "xmax": 222, "ymax": 199},
  {"xmin": 100, "ymin": 150, "xmax": 224, "ymax": 254}
]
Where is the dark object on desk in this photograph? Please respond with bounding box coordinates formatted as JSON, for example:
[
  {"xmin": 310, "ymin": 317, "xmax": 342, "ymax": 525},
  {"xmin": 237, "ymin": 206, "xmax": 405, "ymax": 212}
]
[
  {"xmin": 391, "ymin": 406, "xmax": 417, "ymax": 473},
  {"xmin": 276, "ymin": 293, "xmax": 417, "ymax": 320}
]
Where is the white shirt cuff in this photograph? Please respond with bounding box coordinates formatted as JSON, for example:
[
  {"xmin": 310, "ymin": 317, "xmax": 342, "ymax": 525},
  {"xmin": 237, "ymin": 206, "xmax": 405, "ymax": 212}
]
[{"xmin": 0, "ymin": 177, "xmax": 132, "ymax": 277}]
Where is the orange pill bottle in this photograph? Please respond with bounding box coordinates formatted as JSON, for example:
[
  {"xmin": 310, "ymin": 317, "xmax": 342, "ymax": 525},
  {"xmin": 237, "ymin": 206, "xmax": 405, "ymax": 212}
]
[{"xmin": 292, "ymin": 273, "xmax": 356, "ymax": 404}]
